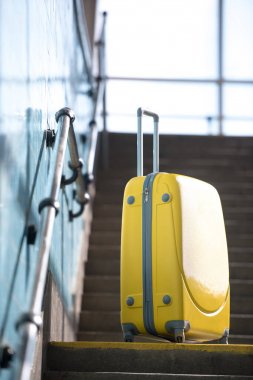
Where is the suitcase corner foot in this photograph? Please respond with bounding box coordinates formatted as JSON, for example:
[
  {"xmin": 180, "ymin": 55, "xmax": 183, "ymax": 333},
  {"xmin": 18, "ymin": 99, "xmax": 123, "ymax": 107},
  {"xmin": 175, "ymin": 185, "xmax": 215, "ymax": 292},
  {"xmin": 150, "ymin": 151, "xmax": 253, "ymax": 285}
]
[
  {"xmin": 218, "ymin": 328, "xmax": 229, "ymax": 344},
  {"xmin": 122, "ymin": 323, "xmax": 139, "ymax": 343},
  {"xmin": 165, "ymin": 320, "xmax": 190, "ymax": 343},
  {"xmin": 124, "ymin": 332, "xmax": 134, "ymax": 342},
  {"xmin": 174, "ymin": 329, "xmax": 185, "ymax": 343}
]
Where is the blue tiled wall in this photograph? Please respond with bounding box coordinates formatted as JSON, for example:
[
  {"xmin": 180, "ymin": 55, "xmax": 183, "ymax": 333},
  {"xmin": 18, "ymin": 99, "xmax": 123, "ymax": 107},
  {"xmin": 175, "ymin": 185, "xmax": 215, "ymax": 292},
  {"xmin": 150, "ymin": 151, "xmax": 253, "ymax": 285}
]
[{"xmin": 0, "ymin": 1, "xmax": 93, "ymax": 379}]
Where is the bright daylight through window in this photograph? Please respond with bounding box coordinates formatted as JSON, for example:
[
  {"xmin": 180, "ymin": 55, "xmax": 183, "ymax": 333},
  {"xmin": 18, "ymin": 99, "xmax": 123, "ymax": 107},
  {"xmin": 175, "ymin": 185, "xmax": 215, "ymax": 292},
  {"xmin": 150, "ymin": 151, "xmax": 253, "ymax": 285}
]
[{"xmin": 98, "ymin": 0, "xmax": 253, "ymax": 135}]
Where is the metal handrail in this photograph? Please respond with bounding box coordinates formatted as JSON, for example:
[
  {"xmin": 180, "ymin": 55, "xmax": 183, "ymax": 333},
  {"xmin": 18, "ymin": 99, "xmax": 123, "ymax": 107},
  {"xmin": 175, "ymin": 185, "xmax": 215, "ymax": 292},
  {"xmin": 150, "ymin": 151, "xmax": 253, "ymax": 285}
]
[
  {"xmin": 16, "ymin": 107, "xmax": 88, "ymax": 380},
  {"xmin": 13, "ymin": 10, "xmax": 107, "ymax": 379},
  {"xmin": 74, "ymin": 0, "xmax": 93, "ymax": 86},
  {"xmin": 85, "ymin": 11, "xmax": 107, "ymax": 180}
]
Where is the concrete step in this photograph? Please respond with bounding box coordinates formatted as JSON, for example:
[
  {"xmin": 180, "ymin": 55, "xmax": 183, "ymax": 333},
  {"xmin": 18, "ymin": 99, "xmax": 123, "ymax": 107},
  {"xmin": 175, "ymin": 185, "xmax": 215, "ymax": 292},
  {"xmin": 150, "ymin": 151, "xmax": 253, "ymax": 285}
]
[
  {"xmin": 226, "ymin": 248, "xmax": 253, "ymax": 263},
  {"xmin": 93, "ymin": 205, "xmax": 122, "ymax": 218},
  {"xmin": 86, "ymin": 259, "xmax": 120, "ymax": 276},
  {"xmin": 222, "ymin": 209, "xmax": 253, "ymax": 220},
  {"xmin": 77, "ymin": 331, "xmax": 123, "ymax": 342},
  {"xmin": 229, "ymin": 335, "xmax": 253, "ymax": 345},
  {"xmin": 44, "ymin": 371, "xmax": 253, "ymax": 379},
  {"xmin": 230, "ymin": 314, "xmax": 253, "ymax": 335},
  {"xmin": 92, "ymin": 218, "xmax": 121, "ymax": 232},
  {"xmin": 226, "ymin": 224, "xmax": 253, "ymax": 235},
  {"xmin": 230, "ymin": 280, "xmax": 253, "ymax": 296},
  {"xmin": 88, "ymin": 246, "xmax": 120, "ymax": 259},
  {"xmin": 229, "ymin": 262, "xmax": 253, "ymax": 280},
  {"xmin": 227, "ymin": 234, "xmax": 253, "ymax": 243},
  {"xmin": 89, "ymin": 231, "xmax": 121, "ymax": 245},
  {"xmin": 82, "ymin": 293, "xmax": 119, "ymax": 311},
  {"xmin": 231, "ymin": 297, "xmax": 253, "ymax": 314},
  {"xmin": 46, "ymin": 341, "xmax": 253, "ymax": 376},
  {"xmin": 221, "ymin": 192, "xmax": 253, "ymax": 200},
  {"xmin": 79, "ymin": 311, "xmax": 120, "ymax": 332},
  {"xmin": 84, "ymin": 276, "xmax": 120, "ymax": 293}
]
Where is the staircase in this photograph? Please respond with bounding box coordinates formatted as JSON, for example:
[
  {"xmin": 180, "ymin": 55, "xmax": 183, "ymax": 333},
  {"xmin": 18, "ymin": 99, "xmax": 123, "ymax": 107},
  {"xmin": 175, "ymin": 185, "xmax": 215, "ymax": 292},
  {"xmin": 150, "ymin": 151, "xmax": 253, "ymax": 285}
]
[{"xmin": 44, "ymin": 133, "xmax": 253, "ymax": 379}]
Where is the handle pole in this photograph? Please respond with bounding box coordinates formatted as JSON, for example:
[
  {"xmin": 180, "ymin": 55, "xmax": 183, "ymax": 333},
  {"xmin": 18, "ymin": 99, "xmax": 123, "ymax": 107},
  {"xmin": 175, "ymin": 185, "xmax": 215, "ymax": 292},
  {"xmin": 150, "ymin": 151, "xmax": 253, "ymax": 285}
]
[
  {"xmin": 137, "ymin": 110, "xmax": 143, "ymax": 176},
  {"xmin": 137, "ymin": 107, "xmax": 159, "ymax": 176},
  {"xmin": 153, "ymin": 118, "xmax": 159, "ymax": 173}
]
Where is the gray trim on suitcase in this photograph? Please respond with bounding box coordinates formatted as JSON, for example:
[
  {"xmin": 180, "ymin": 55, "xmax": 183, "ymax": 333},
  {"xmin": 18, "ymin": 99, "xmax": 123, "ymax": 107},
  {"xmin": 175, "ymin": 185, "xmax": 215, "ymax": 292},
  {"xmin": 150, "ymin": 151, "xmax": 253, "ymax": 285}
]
[
  {"xmin": 137, "ymin": 108, "xmax": 159, "ymax": 336},
  {"xmin": 142, "ymin": 173, "xmax": 158, "ymax": 336}
]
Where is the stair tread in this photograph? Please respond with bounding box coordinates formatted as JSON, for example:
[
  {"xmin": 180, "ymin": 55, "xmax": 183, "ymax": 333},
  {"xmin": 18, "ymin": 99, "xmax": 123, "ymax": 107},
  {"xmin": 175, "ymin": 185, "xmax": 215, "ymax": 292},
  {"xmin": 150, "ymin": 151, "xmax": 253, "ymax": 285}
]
[
  {"xmin": 44, "ymin": 371, "xmax": 253, "ymax": 379},
  {"xmin": 46, "ymin": 341, "xmax": 253, "ymax": 375},
  {"xmin": 231, "ymin": 279, "xmax": 253, "ymax": 284}
]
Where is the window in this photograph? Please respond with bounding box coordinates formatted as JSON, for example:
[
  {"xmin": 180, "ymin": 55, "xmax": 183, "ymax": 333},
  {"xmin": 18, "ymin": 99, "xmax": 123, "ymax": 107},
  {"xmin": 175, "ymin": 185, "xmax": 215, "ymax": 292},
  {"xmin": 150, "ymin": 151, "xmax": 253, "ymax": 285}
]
[{"xmin": 98, "ymin": 0, "xmax": 253, "ymax": 135}]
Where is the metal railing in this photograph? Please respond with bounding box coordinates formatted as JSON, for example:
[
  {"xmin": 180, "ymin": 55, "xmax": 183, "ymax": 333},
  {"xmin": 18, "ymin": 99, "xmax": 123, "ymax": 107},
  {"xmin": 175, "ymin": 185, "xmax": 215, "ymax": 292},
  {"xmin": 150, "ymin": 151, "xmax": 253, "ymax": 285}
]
[
  {"xmin": 13, "ymin": 9, "xmax": 107, "ymax": 380},
  {"xmin": 15, "ymin": 107, "xmax": 89, "ymax": 380},
  {"xmin": 84, "ymin": 11, "xmax": 107, "ymax": 179},
  {"xmin": 0, "ymin": 6, "xmax": 107, "ymax": 377}
]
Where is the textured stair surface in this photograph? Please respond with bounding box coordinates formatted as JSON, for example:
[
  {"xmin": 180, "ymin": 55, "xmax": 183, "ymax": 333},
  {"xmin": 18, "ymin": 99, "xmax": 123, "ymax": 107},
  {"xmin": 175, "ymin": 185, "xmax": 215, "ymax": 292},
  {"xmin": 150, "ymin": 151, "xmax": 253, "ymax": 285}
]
[
  {"xmin": 44, "ymin": 373, "xmax": 253, "ymax": 379},
  {"xmin": 44, "ymin": 134, "xmax": 253, "ymax": 379},
  {"xmin": 44, "ymin": 342, "xmax": 253, "ymax": 379},
  {"xmin": 80, "ymin": 133, "xmax": 253, "ymax": 345}
]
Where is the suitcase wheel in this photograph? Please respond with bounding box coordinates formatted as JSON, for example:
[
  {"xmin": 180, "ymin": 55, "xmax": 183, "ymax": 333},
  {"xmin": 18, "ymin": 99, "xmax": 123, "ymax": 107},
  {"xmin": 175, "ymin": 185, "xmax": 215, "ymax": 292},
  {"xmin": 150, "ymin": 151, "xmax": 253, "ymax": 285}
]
[
  {"xmin": 124, "ymin": 332, "xmax": 134, "ymax": 342},
  {"xmin": 174, "ymin": 329, "xmax": 185, "ymax": 343},
  {"xmin": 122, "ymin": 323, "xmax": 139, "ymax": 342}
]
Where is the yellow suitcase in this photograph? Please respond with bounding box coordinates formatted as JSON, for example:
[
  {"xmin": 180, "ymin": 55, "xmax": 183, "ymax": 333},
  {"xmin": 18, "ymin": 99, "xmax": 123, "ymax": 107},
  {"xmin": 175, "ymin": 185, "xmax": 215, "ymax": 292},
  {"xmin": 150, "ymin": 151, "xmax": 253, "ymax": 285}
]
[{"xmin": 120, "ymin": 108, "xmax": 230, "ymax": 343}]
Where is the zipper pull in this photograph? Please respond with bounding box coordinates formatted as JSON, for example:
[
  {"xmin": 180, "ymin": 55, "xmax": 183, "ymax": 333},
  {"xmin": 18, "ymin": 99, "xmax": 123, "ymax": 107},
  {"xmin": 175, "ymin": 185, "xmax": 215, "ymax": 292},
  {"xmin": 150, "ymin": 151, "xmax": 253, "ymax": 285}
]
[{"xmin": 144, "ymin": 187, "xmax": 149, "ymax": 203}]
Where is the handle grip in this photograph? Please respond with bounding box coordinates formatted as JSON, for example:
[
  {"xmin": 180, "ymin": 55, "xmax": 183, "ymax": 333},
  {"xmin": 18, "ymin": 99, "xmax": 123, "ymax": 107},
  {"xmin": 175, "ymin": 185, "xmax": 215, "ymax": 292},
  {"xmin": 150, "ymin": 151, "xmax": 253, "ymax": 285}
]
[{"xmin": 137, "ymin": 107, "xmax": 159, "ymax": 176}]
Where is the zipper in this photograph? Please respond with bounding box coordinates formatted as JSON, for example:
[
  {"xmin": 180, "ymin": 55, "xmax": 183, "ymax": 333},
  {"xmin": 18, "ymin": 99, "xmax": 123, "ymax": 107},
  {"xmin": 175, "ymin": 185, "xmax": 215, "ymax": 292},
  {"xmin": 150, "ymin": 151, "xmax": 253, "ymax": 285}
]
[
  {"xmin": 144, "ymin": 187, "xmax": 149, "ymax": 203},
  {"xmin": 142, "ymin": 173, "xmax": 157, "ymax": 335}
]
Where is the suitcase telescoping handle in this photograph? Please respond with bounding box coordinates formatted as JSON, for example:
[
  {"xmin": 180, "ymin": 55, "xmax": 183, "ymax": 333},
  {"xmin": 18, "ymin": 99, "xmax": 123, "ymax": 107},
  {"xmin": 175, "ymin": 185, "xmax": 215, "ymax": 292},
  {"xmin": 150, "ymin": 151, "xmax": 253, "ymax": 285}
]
[{"xmin": 137, "ymin": 107, "xmax": 159, "ymax": 176}]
